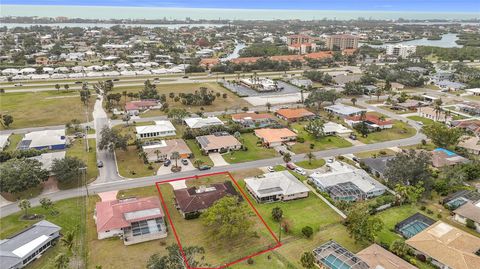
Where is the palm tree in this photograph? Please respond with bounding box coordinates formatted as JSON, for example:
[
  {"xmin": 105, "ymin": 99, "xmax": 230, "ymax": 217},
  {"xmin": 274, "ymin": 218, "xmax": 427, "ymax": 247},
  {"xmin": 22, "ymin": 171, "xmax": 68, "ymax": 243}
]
[
  {"xmin": 433, "ymin": 99, "xmax": 443, "ymax": 121},
  {"xmin": 266, "ymin": 102, "xmax": 272, "ymax": 112},
  {"xmin": 171, "ymin": 151, "xmax": 180, "ymax": 168},
  {"xmin": 55, "ymin": 84, "xmax": 60, "ymax": 91},
  {"xmin": 64, "ymin": 84, "xmax": 69, "ymax": 91},
  {"xmin": 18, "ymin": 199, "xmax": 31, "ymax": 218},
  {"xmin": 154, "ymin": 149, "xmax": 161, "ymax": 162},
  {"xmin": 194, "ymin": 159, "xmax": 204, "ymax": 168},
  {"xmin": 122, "ymin": 90, "xmax": 127, "ymax": 103},
  {"xmin": 54, "ymin": 252, "xmax": 70, "ymax": 269},
  {"xmin": 61, "ymin": 231, "xmax": 75, "ymax": 251},
  {"xmin": 306, "ymin": 152, "xmax": 315, "ymax": 165},
  {"xmin": 283, "ymin": 152, "xmax": 292, "ymax": 164},
  {"xmin": 351, "ymin": 97, "xmax": 357, "ymax": 106}
]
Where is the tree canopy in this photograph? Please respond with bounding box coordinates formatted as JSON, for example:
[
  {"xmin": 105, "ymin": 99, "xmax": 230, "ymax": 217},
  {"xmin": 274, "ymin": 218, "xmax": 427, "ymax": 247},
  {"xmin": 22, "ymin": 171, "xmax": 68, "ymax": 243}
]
[
  {"xmin": 422, "ymin": 122, "xmax": 464, "ymax": 148},
  {"xmin": 51, "ymin": 156, "xmax": 86, "ymax": 183},
  {"xmin": 384, "ymin": 150, "xmax": 432, "ymax": 188},
  {"xmin": 345, "ymin": 204, "xmax": 383, "ymax": 243},
  {"xmin": 98, "ymin": 126, "xmax": 129, "ymax": 151},
  {"xmin": 147, "ymin": 244, "xmax": 207, "ymax": 269},
  {"xmin": 0, "ymin": 158, "xmax": 49, "ymax": 194}
]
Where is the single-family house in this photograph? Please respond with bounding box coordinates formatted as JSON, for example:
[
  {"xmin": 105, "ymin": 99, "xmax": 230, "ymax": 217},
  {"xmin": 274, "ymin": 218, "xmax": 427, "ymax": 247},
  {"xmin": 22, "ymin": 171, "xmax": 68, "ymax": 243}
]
[
  {"xmin": 254, "ymin": 128, "xmax": 297, "ymax": 148},
  {"xmin": 443, "ymin": 190, "xmax": 480, "ymax": 210},
  {"xmin": 135, "ymin": 120, "xmax": 176, "ymax": 139},
  {"xmin": 196, "ymin": 133, "xmax": 242, "ymax": 154},
  {"xmin": 0, "ymin": 220, "xmax": 61, "ymax": 269},
  {"xmin": 322, "ymin": 121, "xmax": 353, "ymax": 137},
  {"xmin": 458, "ymin": 136, "xmax": 480, "ymax": 155},
  {"xmin": 431, "ymin": 148, "xmax": 469, "ymax": 168},
  {"xmin": 309, "ymin": 162, "xmax": 386, "ymax": 201},
  {"xmin": 453, "ymin": 201, "xmax": 480, "ymax": 233},
  {"xmin": 393, "ymin": 99, "xmax": 424, "ymax": 111},
  {"xmin": 0, "ymin": 134, "xmax": 10, "ymax": 151},
  {"xmin": 125, "ymin": 99, "xmax": 162, "ymax": 116},
  {"xmin": 275, "ymin": 108, "xmax": 315, "ymax": 122},
  {"xmin": 466, "ymin": 88, "xmax": 480, "ymax": 96},
  {"xmin": 174, "ymin": 181, "xmax": 240, "ymax": 218},
  {"xmin": 142, "ymin": 139, "xmax": 192, "ymax": 162},
  {"xmin": 324, "ymin": 104, "xmax": 366, "ymax": 118},
  {"xmin": 356, "ymin": 244, "xmax": 418, "ymax": 269},
  {"xmin": 455, "ymin": 102, "xmax": 480, "ymax": 117},
  {"xmin": 184, "ymin": 117, "xmax": 224, "ymax": 129},
  {"xmin": 435, "ymin": 80, "xmax": 466, "ymax": 91},
  {"xmin": 18, "ymin": 129, "xmax": 67, "ymax": 150},
  {"xmin": 290, "ymin": 78, "xmax": 313, "ymax": 88},
  {"xmin": 390, "ymin": 82, "xmax": 405, "ymax": 91},
  {"xmin": 417, "ymin": 106, "xmax": 451, "ymax": 123},
  {"xmin": 231, "ymin": 112, "xmax": 276, "ymax": 128},
  {"xmin": 452, "ymin": 119, "xmax": 480, "ymax": 136},
  {"xmin": 29, "ymin": 151, "xmax": 66, "ymax": 171},
  {"xmin": 245, "ymin": 171, "xmax": 310, "ymax": 203},
  {"xmin": 94, "ymin": 197, "xmax": 167, "ymax": 245},
  {"xmin": 360, "ymin": 156, "xmax": 395, "ymax": 178},
  {"xmin": 313, "ymin": 241, "xmax": 369, "ymax": 269},
  {"xmin": 405, "ymin": 221, "xmax": 480, "ymax": 269},
  {"xmin": 345, "ymin": 113, "xmax": 393, "ymax": 130}
]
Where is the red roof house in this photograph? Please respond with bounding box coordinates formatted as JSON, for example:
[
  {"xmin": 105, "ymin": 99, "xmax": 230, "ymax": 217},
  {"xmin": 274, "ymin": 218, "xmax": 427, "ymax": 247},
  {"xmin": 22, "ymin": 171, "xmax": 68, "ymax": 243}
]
[{"xmin": 345, "ymin": 113, "xmax": 394, "ymax": 129}]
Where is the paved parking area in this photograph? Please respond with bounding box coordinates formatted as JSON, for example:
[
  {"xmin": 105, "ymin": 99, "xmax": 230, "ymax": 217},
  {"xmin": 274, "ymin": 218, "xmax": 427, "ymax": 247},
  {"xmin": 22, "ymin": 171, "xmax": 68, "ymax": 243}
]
[
  {"xmin": 243, "ymin": 92, "xmax": 309, "ymax": 106},
  {"xmin": 209, "ymin": 152, "xmax": 229, "ymax": 166},
  {"xmin": 156, "ymin": 159, "xmax": 196, "ymax": 175},
  {"xmin": 222, "ymin": 81, "xmax": 300, "ymax": 97}
]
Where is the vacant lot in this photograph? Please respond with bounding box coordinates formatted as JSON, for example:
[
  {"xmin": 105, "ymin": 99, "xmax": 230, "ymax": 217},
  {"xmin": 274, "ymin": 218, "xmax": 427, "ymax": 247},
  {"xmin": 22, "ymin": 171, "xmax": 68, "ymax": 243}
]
[
  {"xmin": 63, "ymin": 138, "xmax": 98, "ymax": 189},
  {"xmin": 0, "ymin": 90, "xmax": 95, "ymax": 129},
  {"xmin": 290, "ymin": 123, "xmax": 352, "ymax": 154},
  {"xmin": 223, "ymin": 133, "xmax": 278, "ymax": 164},
  {"xmin": 157, "ymin": 174, "xmax": 279, "ymax": 267},
  {"xmin": 116, "ymin": 145, "xmax": 160, "ymax": 178}
]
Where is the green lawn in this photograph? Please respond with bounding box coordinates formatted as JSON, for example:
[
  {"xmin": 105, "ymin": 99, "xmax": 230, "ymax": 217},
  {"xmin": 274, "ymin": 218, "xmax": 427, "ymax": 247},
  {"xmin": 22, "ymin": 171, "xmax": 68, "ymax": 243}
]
[
  {"xmin": 290, "ymin": 123, "xmax": 352, "ymax": 154},
  {"xmin": 116, "ymin": 146, "xmax": 160, "ymax": 178},
  {"xmin": 63, "ymin": 138, "xmax": 98, "ymax": 189},
  {"xmin": 356, "ymin": 121, "xmax": 416, "ymax": 144},
  {"xmin": 185, "ymin": 139, "xmax": 214, "ymax": 166},
  {"xmin": 0, "ymin": 91, "xmax": 95, "ymax": 129},
  {"xmin": 354, "ymin": 149, "xmax": 397, "ymax": 159},
  {"xmin": 223, "ymin": 133, "xmax": 278, "ymax": 164},
  {"xmin": 156, "ymin": 174, "xmax": 279, "ymax": 267},
  {"xmin": 295, "ymin": 158, "xmax": 326, "ymax": 169},
  {"xmin": 407, "ymin": 115, "xmax": 435, "ymax": 125},
  {"xmin": 4, "ymin": 133, "xmax": 23, "ymax": 151},
  {"xmin": 0, "ymin": 197, "xmax": 86, "ymax": 269}
]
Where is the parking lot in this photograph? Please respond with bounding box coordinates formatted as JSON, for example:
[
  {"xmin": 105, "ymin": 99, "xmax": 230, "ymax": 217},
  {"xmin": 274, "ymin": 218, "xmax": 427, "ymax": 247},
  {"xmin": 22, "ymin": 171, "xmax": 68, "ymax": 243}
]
[{"xmin": 222, "ymin": 80, "xmax": 300, "ymax": 97}]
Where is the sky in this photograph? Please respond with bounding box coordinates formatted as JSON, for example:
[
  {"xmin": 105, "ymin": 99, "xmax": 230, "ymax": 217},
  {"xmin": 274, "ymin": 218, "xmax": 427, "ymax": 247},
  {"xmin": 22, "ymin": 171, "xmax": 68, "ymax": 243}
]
[{"xmin": 3, "ymin": 0, "xmax": 480, "ymax": 13}]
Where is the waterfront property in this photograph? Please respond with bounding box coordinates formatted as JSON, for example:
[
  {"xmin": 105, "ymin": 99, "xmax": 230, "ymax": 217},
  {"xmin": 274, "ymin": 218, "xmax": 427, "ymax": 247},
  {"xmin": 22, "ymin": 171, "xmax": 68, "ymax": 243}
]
[
  {"xmin": 244, "ymin": 171, "xmax": 310, "ymax": 203},
  {"xmin": 135, "ymin": 120, "xmax": 176, "ymax": 139},
  {"xmin": 94, "ymin": 197, "xmax": 167, "ymax": 245},
  {"xmin": 254, "ymin": 128, "xmax": 298, "ymax": 148},
  {"xmin": 313, "ymin": 240, "xmax": 369, "ymax": 269},
  {"xmin": 18, "ymin": 129, "xmax": 67, "ymax": 150},
  {"xmin": 173, "ymin": 181, "xmax": 240, "ymax": 218},
  {"xmin": 405, "ymin": 221, "xmax": 480, "ymax": 269},
  {"xmin": 0, "ymin": 220, "xmax": 61, "ymax": 269}
]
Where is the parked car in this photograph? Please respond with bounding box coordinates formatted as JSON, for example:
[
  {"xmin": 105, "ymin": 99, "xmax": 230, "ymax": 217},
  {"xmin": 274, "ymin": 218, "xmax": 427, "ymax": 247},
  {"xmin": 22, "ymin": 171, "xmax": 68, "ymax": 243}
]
[
  {"xmin": 164, "ymin": 159, "xmax": 171, "ymax": 166},
  {"xmin": 113, "ymin": 78, "xmax": 120, "ymax": 81},
  {"xmin": 294, "ymin": 167, "xmax": 307, "ymax": 175},
  {"xmin": 327, "ymin": 158, "xmax": 334, "ymax": 163},
  {"xmin": 267, "ymin": 166, "xmax": 275, "ymax": 172},
  {"xmin": 181, "ymin": 159, "xmax": 189, "ymax": 165},
  {"xmin": 416, "ymin": 121, "xmax": 424, "ymax": 125},
  {"xmin": 286, "ymin": 162, "xmax": 296, "ymax": 170},
  {"xmin": 198, "ymin": 165, "xmax": 211, "ymax": 171},
  {"xmin": 74, "ymin": 132, "xmax": 85, "ymax": 138},
  {"xmin": 182, "ymin": 76, "xmax": 189, "ymax": 79},
  {"xmin": 349, "ymin": 134, "xmax": 357, "ymax": 140},
  {"xmin": 352, "ymin": 157, "xmax": 360, "ymax": 163},
  {"xmin": 75, "ymin": 81, "xmax": 82, "ymax": 84},
  {"xmin": 97, "ymin": 161, "xmax": 104, "ymax": 168},
  {"xmin": 14, "ymin": 83, "xmax": 23, "ymax": 87}
]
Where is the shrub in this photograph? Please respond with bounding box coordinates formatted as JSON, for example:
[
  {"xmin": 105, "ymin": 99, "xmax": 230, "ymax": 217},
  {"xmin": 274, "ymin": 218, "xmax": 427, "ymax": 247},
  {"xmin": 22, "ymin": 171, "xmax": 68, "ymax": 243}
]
[
  {"xmin": 466, "ymin": 219, "xmax": 476, "ymax": 229},
  {"xmin": 247, "ymin": 258, "xmax": 254, "ymax": 265},
  {"xmin": 420, "ymin": 205, "xmax": 426, "ymax": 211},
  {"xmin": 426, "ymin": 209, "xmax": 433, "ymax": 215},
  {"xmin": 309, "ymin": 143, "xmax": 314, "ymax": 149},
  {"xmin": 301, "ymin": 226, "xmax": 314, "ymax": 238},
  {"xmin": 297, "ymin": 137, "xmax": 305, "ymax": 143},
  {"xmin": 379, "ymin": 150, "xmax": 387, "ymax": 155},
  {"xmin": 437, "ymin": 213, "xmax": 442, "ymax": 219},
  {"xmin": 338, "ymin": 156, "xmax": 345, "ymax": 160}
]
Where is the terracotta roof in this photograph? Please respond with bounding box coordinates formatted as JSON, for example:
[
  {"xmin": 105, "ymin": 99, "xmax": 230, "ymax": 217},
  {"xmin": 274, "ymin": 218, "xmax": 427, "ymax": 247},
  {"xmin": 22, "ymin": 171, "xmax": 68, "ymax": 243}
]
[
  {"xmin": 453, "ymin": 120, "xmax": 480, "ymax": 135},
  {"xmin": 346, "ymin": 113, "xmax": 393, "ymax": 126},
  {"xmin": 406, "ymin": 221, "xmax": 480, "ymax": 269},
  {"xmin": 230, "ymin": 57, "xmax": 261, "ymax": 64},
  {"xmin": 270, "ymin": 55, "xmax": 305, "ymax": 62},
  {"xmin": 254, "ymin": 128, "xmax": 297, "ymax": 143},
  {"xmin": 200, "ymin": 58, "xmax": 220, "ymax": 66},
  {"xmin": 276, "ymin": 108, "xmax": 315, "ymax": 120},
  {"xmin": 125, "ymin": 99, "xmax": 159, "ymax": 111},
  {"xmin": 305, "ymin": 51, "xmax": 334, "ymax": 59},
  {"xmin": 143, "ymin": 139, "xmax": 191, "ymax": 159},
  {"xmin": 356, "ymin": 244, "xmax": 418, "ymax": 269},
  {"xmin": 231, "ymin": 112, "xmax": 275, "ymax": 121},
  {"xmin": 174, "ymin": 182, "xmax": 240, "ymax": 214},
  {"xmin": 95, "ymin": 197, "xmax": 163, "ymax": 232},
  {"xmin": 342, "ymin": 48, "xmax": 357, "ymax": 55}
]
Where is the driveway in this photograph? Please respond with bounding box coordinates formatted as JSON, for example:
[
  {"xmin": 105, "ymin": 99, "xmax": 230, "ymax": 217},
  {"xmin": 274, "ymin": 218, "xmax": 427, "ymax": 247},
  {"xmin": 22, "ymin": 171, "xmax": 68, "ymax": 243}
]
[
  {"xmin": 209, "ymin": 153, "xmax": 229, "ymax": 167},
  {"xmin": 168, "ymin": 180, "xmax": 187, "ymax": 190},
  {"xmin": 157, "ymin": 159, "xmax": 196, "ymax": 175}
]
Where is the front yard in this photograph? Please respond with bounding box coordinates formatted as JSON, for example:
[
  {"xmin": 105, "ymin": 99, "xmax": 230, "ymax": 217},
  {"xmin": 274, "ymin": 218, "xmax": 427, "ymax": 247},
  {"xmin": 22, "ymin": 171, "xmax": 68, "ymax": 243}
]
[
  {"xmin": 62, "ymin": 138, "xmax": 98, "ymax": 189},
  {"xmin": 290, "ymin": 122, "xmax": 352, "ymax": 154},
  {"xmin": 223, "ymin": 133, "xmax": 278, "ymax": 164},
  {"xmin": 295, "ymin": 158, "xmax": 326, "ymax": 169},
  {"xmin": 116, "ymin": 146, "xmax": 160, "ymax": 178},
  {"xmin": 407, "ymin": 115, "xmax": 435, "ymax": 125}
]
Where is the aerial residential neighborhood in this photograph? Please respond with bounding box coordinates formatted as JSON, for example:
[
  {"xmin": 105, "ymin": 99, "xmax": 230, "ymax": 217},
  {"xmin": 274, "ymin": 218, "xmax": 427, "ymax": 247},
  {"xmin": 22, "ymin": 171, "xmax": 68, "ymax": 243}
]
[{"xmin": 0, "ymin": 1, "xmax": 480, "ymax": 269}]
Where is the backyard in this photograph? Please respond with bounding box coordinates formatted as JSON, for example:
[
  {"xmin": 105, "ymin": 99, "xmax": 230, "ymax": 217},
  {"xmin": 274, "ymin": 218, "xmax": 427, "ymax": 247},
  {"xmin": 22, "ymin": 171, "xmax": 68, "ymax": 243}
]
[
  {"xmin": 0, "ymin": 90, "xmax": 95, "ymax": 129},
  {"xmin": 223, "ymin": 133, "xmax": 278, "ymax": 164}
]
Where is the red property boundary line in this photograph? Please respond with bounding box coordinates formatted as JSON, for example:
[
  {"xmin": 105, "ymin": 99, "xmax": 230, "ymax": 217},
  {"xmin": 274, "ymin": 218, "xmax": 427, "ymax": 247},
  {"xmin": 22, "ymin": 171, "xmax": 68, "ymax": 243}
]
[{"xmin": 155, "ymin": 171, "xmax": 282, "ymax": 269}]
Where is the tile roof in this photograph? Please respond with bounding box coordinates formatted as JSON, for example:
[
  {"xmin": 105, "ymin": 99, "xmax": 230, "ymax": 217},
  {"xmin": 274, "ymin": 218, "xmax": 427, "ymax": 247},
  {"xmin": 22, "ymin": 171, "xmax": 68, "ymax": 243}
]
[
  {"xmin": 254, "ymin": 128, "xmax": 297, "ymax": 144},
  {"xmin": 346, "ymin": 113, "xmax": 393, "ymax": 126},
  {"xmin": 406, "ymin": 221, "xmax": 480, "ymax": 269},
  {"xmin": 174, "ymin": 182, "xmax": 240, "ymax": 214},
  {"xmin": 196, "ymin": 134, "xmax": 241, "ymax": 151},
  {"xmin": 231, "ymin": 112, "xmax": 275, "ymax": 121},
  {"xmin": 276, "ymin": 108, "xmax": 315, "ymax": 120},
  {"xmin": 125, "ymin": 99, "xmax": 160, "ymax": 111},
  {"xmin": 95, "ymin": 197, "xmax": 163, "ymax": 232},
  {"xmin": 454, "ymin": 202, "xmax": 480, "ymax": 223},
  {"xmin": 356, "ymin": 244, "xmax": 418, "ymax": 269},
  {"xmin": 245, "ymin": 171, "xmax": 309, "ymax": 198}
]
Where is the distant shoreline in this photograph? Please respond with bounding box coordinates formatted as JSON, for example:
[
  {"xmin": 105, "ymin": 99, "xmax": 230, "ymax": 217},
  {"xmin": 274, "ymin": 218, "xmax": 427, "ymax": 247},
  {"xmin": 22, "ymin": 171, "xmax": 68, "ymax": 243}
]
[{"xmin": 2, "ymin": 4, "xmax": 479, "ymax": 21}]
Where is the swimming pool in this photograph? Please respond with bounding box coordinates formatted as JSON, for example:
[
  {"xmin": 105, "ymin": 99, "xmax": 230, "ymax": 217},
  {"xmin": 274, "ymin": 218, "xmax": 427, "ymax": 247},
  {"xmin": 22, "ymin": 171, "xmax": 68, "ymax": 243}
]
[
  {"xmin": 446, "ymin": 197, "xmax": 468, "ymax": 209},
  {"xmin": 321, "ymin": 254, "xmax": 352, "ymax": 269},
  {"xmin": 434, "ymin": 148, "xmax": 456, "ymax": 156},
  {"xmin": 399, "ymin": 220, "xmax": 430, "ymax": 238}
]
